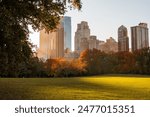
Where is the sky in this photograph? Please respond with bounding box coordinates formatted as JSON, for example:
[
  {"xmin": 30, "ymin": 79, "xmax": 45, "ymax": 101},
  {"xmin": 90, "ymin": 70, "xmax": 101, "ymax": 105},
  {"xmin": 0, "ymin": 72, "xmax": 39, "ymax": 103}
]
[{"xmin": 29, "ymin": 0, "xmax": 150, "ymax": 50}]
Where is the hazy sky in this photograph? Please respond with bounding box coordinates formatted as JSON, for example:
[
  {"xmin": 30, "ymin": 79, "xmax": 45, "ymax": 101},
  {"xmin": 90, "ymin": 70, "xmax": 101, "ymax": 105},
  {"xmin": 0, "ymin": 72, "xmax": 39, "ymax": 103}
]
[{"xmin": 30, "ymin": 0, "xmax": 150, "ymax": 50}]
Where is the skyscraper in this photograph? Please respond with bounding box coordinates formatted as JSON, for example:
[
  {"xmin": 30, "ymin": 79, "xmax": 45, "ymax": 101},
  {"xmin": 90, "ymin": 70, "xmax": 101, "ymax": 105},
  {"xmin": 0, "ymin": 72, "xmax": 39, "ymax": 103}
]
[
  {"xmin": 74, "ymin": 21, "xmax": 90, "ymax": 52},
  {"xmin": 99, "ymin": 37, "xmax": 118, "ymax": 53},
  {"xmin": 62, "ymin": 16, "xmax": 72, "ymax": 50},
  {"xmin": 38, "ymin": 23, "xmax": 64, "ymax": 60},
  {"xmin": 118, "ymin": 25, "xmax": 129, "ymax": 52},
  {"xmin": 89, "ymin": 36, "xmax": 97, "ymax": 49},
  {"xmin": 37, "ymin": 16, "xmax": 72, "ymax": 60},
  {"xmin": 131, "ymin": 23, "xmax": 149, "ymax": 52}
]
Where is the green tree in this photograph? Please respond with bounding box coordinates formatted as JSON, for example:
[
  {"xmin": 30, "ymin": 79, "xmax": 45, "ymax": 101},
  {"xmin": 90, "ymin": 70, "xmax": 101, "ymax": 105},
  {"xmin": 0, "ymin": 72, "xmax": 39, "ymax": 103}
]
[{"xmin": 0, "ymin": 0, "xmax": 82, "ymax": 77}]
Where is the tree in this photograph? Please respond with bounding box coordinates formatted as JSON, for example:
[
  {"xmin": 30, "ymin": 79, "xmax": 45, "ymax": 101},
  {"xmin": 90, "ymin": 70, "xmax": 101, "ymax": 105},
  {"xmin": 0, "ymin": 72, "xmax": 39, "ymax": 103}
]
[
  {"xmin": 79, "ymin": 49, "xmax": 109, "ymax": 75},
  {"xmin": 45, "ymin": 58, "xmax": 86, "ymax": 77},
  {"xmin": 0, "ymin": 0, "xmax": 82, "ymax": 32},
  {"xmin": 0, "ymin": 0, "xmax": 82, "ymax": 77},
  {"xmin": 114, "ymin": 52, "xmax": 136, "ymax": 74},
  {"xmin": 134, "ymin": 48, "xmax": 150, "ymax": 74}
]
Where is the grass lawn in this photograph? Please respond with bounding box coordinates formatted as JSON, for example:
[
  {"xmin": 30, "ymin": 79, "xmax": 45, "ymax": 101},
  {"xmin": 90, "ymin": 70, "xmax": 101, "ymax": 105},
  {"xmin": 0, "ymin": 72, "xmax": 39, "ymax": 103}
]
[{"xmin": 0, "ymin": 75, "xmax": 150, "ymax": 100}]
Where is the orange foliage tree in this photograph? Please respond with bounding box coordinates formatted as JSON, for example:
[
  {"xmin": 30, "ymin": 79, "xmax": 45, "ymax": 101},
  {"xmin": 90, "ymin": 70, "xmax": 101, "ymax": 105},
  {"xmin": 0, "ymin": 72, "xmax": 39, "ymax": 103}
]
[{"xmin": 45, "ymin": 58, "xmax": 86, "ymax": 77}]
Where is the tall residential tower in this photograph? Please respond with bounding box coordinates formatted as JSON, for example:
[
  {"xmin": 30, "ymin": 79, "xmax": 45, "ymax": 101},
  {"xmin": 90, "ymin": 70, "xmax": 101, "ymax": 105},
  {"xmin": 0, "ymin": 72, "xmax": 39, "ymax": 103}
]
[
  {"xmin": 74, "ymin": 21, "xmax": 90, "ymax": 52},
  {"xmin": 131, "ymin": 23, "xmax": 149, "ymax": 51},
  {"xmin": 118, "ymin": 25, "xmax": 129, "ymax": 52}
]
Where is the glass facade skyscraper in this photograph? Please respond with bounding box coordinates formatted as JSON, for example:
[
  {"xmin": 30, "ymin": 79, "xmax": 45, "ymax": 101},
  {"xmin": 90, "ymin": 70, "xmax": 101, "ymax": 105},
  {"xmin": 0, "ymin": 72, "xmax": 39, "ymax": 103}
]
[{"xmin": 61, "ymin": 16, "xmax": 72, "ymax": 51}]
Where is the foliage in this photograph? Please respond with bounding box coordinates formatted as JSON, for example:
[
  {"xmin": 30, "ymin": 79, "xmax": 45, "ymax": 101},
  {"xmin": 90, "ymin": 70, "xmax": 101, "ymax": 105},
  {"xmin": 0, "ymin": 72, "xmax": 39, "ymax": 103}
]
[
  {"xmin": 79, "ymin": 48, "xmax": 150, "ymax": 75},
  {"xmin": 114, "ymin": 52, "xmax": 136, "ymax": 73},
  {"xmin": 0, "ymin": 0, "xmax": 82, "ymax": 77},
  {"xmin": 45, "ymin": 58, "xmax": 86, "ymax": 77},
  {"xmin": 18, "ymin": 57, "xmax": 47, "ymax": 78},
  {"xmin": 133, "ymin": 48, "xmax": 150, "ymax": 74},
  {"xmin": 80, "ymin": 49, "xmax": 107, "ymax": 75},
  {"xmin": 0, "ymin": 0, "xmax": 82, "ymax": 31},
  {"xmin": 79, "ymin": 49, "xmax": 118, "ymax": 75}
]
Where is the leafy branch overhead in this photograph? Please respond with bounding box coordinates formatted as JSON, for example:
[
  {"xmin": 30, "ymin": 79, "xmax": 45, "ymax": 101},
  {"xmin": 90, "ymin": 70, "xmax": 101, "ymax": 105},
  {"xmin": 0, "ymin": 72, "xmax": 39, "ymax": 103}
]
[{"xmin": 0, "ymin": 0, "xmax": 82, "ymax": 32}]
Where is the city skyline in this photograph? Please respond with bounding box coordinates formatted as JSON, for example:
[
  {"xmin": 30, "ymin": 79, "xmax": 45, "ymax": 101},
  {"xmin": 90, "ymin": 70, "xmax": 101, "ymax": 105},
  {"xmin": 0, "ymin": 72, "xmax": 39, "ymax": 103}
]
[{"xmin": 30, "ymin": 0, "xmax": 150, "ymax": 50}]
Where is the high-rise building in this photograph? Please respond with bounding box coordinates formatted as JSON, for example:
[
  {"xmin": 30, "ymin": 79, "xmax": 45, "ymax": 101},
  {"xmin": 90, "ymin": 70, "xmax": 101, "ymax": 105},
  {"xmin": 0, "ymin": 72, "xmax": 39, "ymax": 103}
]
[
  {"xmin": 62, "ymin": 16, "xmax": 72, "ymax": 50},
  {"xmin": 75, "ymin": 21, "xmax": 90, "ymax": 52},
  {"xmin": 89, "ymin": 36, "xmax": 97, "ymax": 49},
  {"xmin": 38, "ymin": 23, "xmax": 64, "ymax": 60},
  {"xmin": 80, "ymin": 38, "xmax": 89, "ymax": 52},
  {"xmin": 118, "ymin": 25, "xmax": 129, "ymax": 52},
  {"xmin": 38, "ymin": 16, "xmax": 72, "ymax": 60},
  {"xmin": 131, "ymin": 23, "xmax": 149, "ymax": 52},
  {"xmin": 99, "ymin": 37, "xmax": 118, "ymax": 53}
]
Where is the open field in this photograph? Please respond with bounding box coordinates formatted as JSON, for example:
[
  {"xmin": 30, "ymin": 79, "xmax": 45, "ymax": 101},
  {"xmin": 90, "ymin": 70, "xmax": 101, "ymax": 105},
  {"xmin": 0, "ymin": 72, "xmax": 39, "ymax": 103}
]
[{"xmin": 0, "ymin": 75, "xmax": 150, "ymax": 100}]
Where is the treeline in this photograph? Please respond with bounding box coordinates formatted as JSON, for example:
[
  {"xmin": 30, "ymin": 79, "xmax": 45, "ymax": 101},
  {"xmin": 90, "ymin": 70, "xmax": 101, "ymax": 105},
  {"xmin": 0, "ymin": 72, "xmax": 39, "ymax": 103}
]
[
  {"xmin": 0, "ymin": 48, "xmax": 150, "ymax": 78},
  {"xmin": 80, "ymin": 48, "xmax": 150, "ymax": 75}
]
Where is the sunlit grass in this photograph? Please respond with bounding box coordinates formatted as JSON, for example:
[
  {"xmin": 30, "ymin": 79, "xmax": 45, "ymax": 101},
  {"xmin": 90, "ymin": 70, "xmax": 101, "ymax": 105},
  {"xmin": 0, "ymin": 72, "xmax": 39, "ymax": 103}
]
[{"xmin": 0, "ymin": 75, "xmax": 150, "ymax": 100}]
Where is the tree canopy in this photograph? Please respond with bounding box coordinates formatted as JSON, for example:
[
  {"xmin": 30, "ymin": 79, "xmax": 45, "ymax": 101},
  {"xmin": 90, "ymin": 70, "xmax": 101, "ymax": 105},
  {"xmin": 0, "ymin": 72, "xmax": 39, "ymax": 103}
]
[
  {"xmin": 0, "ymin": 0, "xmax": 82, "ymax": 31},
  {"xmin": 0, "ymin": 0, "xmax": 82, "ymax": 77}
]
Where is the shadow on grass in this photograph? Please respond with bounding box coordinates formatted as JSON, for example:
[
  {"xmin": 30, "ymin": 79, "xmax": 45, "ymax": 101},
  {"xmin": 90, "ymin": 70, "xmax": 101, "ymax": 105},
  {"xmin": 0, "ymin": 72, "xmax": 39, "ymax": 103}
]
[
  {"xmin": 40, "ymin": 78, "xmax": 150, "ymax": 100},
  {"xmin": 0, "ymin": 76, "xmax": 150, "ymax": 100}
]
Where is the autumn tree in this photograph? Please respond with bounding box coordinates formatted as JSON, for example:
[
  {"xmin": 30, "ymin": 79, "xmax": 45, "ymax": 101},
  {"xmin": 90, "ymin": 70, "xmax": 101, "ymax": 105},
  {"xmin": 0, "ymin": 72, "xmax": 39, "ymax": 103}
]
[{"xmin": 45, "ymin": 58, "xmax": 86, "ymax": 77}]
